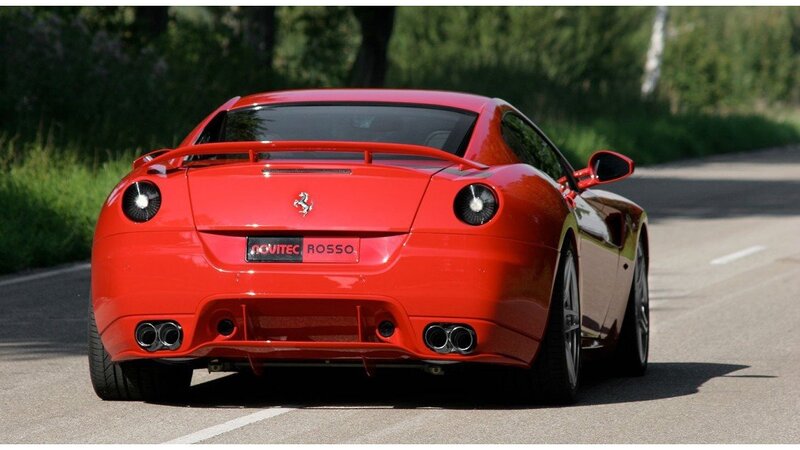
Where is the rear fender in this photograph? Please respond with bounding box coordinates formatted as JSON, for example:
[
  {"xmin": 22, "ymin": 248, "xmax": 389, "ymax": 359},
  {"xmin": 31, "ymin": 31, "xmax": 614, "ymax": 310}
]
[
  {"xmin": 94, "ymin": 170, "xmax": 195, "ymax": 242},
  {"xmin": 411, "ymin": 163, "xmax": 569, "ymax": 249}
]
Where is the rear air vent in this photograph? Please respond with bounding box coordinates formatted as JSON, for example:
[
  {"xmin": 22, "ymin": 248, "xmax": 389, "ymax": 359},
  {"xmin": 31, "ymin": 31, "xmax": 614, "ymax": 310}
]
[{"xmin": 262, "ymin": 168, "xmax": 352, "ymax": 176}]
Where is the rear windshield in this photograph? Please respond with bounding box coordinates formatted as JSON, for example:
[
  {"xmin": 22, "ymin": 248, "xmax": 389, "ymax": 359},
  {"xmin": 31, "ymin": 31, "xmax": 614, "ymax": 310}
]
[{"xmin": 199, "ymin": 104, "xmax": 477, "ymax": 156}]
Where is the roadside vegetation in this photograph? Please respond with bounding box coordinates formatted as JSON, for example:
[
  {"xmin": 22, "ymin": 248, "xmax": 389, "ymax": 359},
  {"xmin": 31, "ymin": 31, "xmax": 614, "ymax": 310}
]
[
  {"xmin": 2, "ymin": 6, "xmax": 800, "ymax": 273},
  {"xmin": 0, "ymin": 137, "xmax": 131, "ymax": 273}
]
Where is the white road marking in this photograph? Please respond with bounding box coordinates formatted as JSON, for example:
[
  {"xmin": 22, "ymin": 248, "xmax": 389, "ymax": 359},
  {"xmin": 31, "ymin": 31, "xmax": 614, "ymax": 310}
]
[
  {"xmin": 0, "ymin": 262, "xmax": 90, "ymax": 288},
  {"xmin": 710, "ymin": 245, "xmax": 766, "ymax": 266},
  {"xmin": 162, "ymin": 407, "xmax": 296, "ymax": 444}
]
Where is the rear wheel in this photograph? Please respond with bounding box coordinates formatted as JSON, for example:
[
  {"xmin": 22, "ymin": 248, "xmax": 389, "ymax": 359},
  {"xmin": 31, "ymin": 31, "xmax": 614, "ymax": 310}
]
[
  {"xmin": 88, "ymin": 308, "xmax": 192, "ymax": 401},
  {"xmin": 525, "ymin": 245, "xmax": 581, "ymax": 404},
  {"xmin": 614, "ymin": 238, "xmax": 650, "ymax": 375}
]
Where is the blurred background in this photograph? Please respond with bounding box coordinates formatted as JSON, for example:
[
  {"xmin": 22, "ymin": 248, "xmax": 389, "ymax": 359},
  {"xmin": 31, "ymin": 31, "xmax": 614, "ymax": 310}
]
[{"xmin": 1, "ymin": 5, "xmax": 799, "ymax": 274}]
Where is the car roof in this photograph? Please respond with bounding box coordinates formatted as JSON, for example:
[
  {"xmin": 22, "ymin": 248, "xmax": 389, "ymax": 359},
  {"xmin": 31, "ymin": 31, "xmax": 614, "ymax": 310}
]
[{"xmin": 231, "ymin": 89, "xmax": 494, "ymax": 114}]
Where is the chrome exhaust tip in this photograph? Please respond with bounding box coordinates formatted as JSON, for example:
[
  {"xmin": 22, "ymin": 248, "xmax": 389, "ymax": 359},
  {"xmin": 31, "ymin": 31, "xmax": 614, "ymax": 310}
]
[
  {"xmin": 423, "ymin": 323, "xmax": 477, "ymax": 354},
  {"xmin": 135, "ymin": 322, "xmax": 158, "ymax": 351},
  {"xmin": 424, "ymin": 325, "xmax": 449, "ymax": 353},
  {"xmin": 158, "ymin": 322, "xmax": 182, "ymax": 350},
  {"xmin": 449, "ymin": 326, "xmax": 476, "ymax": 354}
]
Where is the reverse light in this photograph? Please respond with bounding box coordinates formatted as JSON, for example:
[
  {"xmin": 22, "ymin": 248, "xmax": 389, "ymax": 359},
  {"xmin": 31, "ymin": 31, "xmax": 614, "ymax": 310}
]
[
  {"xmin": 122, "ymin": 181, "xmax": 161, "ymax": 222},
  {"xmin": 454, "ymin": 184, "xmax": 498, "ymax": 225}
]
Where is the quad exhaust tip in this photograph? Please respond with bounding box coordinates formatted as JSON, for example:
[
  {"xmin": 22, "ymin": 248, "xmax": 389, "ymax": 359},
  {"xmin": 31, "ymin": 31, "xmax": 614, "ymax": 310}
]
[
  {"xmin": 423, "ymin": 324, "xmax": 476, "ymax": 354},
  {"xmin": 217, "ymin": 319, "xmax": 236, "ymax": 337},
  {"xmin": 159, "ymin": 322, "xmax": 181, "ymax": 348},
  {"xmin": 135, "ymin": 321, "xmax": 182, "ymax": 352},
  {"xmin": 424, "ymin": 325, "xmax": 449, "ymax": 352},
  {"xmin": 449, "ymin": 326, "xmax": 475, "ymax": 353},
  {"xmin": 135, "ymin": 323, "xmax": 158, "ymax": 349}
]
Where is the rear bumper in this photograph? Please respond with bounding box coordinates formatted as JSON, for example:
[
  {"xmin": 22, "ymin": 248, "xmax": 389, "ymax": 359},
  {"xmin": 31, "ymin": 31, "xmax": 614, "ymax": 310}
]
[{"xmin": 92, "ymin": 230, "xmax": 558, "ymax": 367}]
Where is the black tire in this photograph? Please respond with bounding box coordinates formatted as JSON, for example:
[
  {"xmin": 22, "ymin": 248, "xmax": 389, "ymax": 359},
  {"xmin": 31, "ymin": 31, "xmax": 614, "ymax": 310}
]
[
  {"xmin": 525, "ymin": 244, "xmax": 581, "ymax": 404},
  {"xmin": 614, "ymin": 237, "xmax": 650, "ymax": 376},
  {"xmin": 88, "ymin": 308, "xmax": 192, "ymax": 401}
]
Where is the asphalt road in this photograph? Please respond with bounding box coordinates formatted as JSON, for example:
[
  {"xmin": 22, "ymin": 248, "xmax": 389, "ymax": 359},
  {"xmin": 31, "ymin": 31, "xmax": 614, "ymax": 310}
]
[{"xmin": 2, "ymin": 146, "xmax": 799, "ymax": 443}]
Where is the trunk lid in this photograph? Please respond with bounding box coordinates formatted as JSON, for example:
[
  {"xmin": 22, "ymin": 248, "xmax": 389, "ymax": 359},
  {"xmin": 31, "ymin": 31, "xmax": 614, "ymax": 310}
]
[{"xmin": 186, "ymin": 160, "xmax": 448, "ymax": 233}]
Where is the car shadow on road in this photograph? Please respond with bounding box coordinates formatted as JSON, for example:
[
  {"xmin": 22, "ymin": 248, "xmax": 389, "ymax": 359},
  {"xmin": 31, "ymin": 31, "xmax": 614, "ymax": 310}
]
[
  {"xmin": 603, "ymin": 145, "xmax": 800, "ymax": 223},
  {"xmin": 577, "ymin": 361, "xmax": 759, "ymax": 406},
  {"xmin": 163, "ymin": 360, "xmax": 752, "ymax": 410},
  {"xmin": 606, "ymin": 177, "xmax": 800, "ymax": 223}
]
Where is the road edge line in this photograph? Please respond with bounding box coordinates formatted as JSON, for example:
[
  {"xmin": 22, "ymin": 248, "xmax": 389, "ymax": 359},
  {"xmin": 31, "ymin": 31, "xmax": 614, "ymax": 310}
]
[
  {"xmin": 0, "ymin": 262, "xmax": 91, "ymax": 288},
  {"xmin": 162, "ymin": 407, "xmax": 296, "ymax": 444},
  {"xmin": 710, "ymin": 245, "xmax": 766, "ymax": 265}
]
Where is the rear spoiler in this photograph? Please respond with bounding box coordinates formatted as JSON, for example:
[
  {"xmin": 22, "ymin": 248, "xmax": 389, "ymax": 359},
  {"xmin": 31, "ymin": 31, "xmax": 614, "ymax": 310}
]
[{"xmin": 142, "ymin": 141, "xmax": 488, "ymax": 171}]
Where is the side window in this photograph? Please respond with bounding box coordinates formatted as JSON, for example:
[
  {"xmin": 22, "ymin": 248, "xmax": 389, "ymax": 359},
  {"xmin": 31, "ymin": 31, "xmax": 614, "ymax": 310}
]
[
  {"xmin": 500, "ymin": 115, "xmax": 529, "ymax": 162},
  {"xmin": 501, "ymin": 114, "xmax": 565, "ymax": 181},
  {"xmin": 196, "ymin": 111, "xmax": 226, "ymax": 144}
]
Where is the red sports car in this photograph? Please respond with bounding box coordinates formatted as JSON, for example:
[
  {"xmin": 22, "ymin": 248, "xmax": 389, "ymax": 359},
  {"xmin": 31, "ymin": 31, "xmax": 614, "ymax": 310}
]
[{"xmin": 89, "ymin": 89, "xmax": 649, "ymax": 404}]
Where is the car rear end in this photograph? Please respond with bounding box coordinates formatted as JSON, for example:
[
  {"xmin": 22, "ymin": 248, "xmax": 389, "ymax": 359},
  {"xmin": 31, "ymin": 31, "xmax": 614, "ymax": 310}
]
[{"xmin": 91, "ymin": 101, "xmax": 560, "ymax": 375}]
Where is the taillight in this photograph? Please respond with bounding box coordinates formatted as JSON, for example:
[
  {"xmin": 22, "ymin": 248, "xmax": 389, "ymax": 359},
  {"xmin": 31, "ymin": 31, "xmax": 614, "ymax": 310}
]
[
  {"xmin": 122, "ymin": 181, "xmax": 161, "ymax": 222},
  {"xmin": 453, "ymin": 184, "xmax": 498, "ymax": 225}
]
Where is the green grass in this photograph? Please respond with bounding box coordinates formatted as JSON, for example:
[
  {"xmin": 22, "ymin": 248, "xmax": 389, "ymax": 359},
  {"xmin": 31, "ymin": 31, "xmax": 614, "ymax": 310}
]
[
  {"xmin": 545, "ymin": 113, "xmax": 800, "ymax": 167},
  {"xmin": 1, "ymin": 111, "xmax": 799, "ymax": 274},
  {"xmin": 0, "ymin": 138, "xmax": 131, "ymax": 273}
]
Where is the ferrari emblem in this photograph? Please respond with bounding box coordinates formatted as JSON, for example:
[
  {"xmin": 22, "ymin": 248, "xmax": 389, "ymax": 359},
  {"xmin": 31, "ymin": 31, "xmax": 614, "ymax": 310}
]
[{"xmin": 293, "ymin": 192, "xmax": 313, "ymax": 216}]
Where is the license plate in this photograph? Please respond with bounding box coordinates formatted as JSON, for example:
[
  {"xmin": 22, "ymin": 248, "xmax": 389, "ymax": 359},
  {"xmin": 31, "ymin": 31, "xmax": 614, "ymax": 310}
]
[{"xmin": 246, "ymin": 237, "xmax": 360, "ymax": 263}]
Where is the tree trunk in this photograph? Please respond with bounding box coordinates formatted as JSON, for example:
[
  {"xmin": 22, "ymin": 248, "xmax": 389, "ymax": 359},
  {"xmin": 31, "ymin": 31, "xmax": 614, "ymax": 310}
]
[
  {"xmin": 133, "ymin": 6, "xmax": 169, "ymax": 42},
  {"xmin": 348, "ymin": 7, "xmax": 396, "ymax": 87},
  {"xmin": 262, "ymin": 6, "xmax": 277, "ymax": 72},
  {"xmin": 241, "ymin": 7, "xmax": 277, "ymax": 72},
  {"xmin": 641, "ymin": 6, "xmax": 668, "ymax": 98}
]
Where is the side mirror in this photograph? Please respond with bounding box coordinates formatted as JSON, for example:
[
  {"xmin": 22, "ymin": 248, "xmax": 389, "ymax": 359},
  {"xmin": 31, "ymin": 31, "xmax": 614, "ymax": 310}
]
[
  {"xmin": 574, "ymin": 150, "xmax": 634, "ymax": 190},
  {"xmin": 132, "ymin": 148, "xmax": 172, "ymax": 170}
]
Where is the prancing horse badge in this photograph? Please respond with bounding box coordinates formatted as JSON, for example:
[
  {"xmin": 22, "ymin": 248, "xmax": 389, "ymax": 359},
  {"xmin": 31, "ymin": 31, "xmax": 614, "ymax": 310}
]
[{"xmin": 293, "ymin": 192, "xmax": 313, "ymax": 216}]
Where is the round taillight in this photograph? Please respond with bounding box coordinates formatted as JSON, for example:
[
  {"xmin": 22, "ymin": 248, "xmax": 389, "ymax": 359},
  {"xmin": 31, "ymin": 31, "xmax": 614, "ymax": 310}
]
[
  {"xmin": 122, "ymin": 181, "xmax": 161, "ymax": 222},
  {"xmin": 454, "ymin": 184, "xmax": 498, "ymax": 225}
]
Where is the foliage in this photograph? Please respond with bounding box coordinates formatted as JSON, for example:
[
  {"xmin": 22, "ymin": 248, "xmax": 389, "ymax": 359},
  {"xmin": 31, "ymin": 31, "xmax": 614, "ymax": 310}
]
[
  {"xmin": 661, "ymin": 7, "xmax": 800, "ymax": 112},
  {"xmin": 0, "ymin": 136, "xmax": 130, "ymax": 273},
  {"xmin": 545, "ymin": 114, "xmax": 800, "ymax": 166},
  {"xmin": 275, "ymin": 7, "xmax": 359, "ymax": 86},
  {"xmin": 388, "ymin": 7, "xmax": 653, "ymax": 116},
  {"xmin": 2, "ymin": 6, "xmax": 800, "ymax": 154},
  {"xmin": 0, "ymin": 7, "xmax": 287, "ymax": 154}
]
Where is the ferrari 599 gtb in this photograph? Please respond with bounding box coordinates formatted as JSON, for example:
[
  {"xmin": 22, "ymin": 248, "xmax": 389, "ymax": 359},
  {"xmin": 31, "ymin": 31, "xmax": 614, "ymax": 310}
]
[{"xmin": 89, "ymin": 89, "xmax": 649, "ymax": 404}]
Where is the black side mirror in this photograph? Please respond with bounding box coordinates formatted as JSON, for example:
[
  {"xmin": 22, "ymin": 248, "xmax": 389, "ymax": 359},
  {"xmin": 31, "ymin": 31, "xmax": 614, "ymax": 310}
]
[{"xmin": 575, "ymin": 150, "xmax": 635, "ymax": 189}]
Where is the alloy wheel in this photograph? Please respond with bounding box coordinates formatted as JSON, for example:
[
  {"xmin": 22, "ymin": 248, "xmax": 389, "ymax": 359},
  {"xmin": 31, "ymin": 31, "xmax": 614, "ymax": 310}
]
[
  {"xmin": 634, "ymin": 244, "xmax": 650, "ymax": 363},
  {"xmin": 562, "ymin": 252, "xmax": 581, "ymax": 388}
]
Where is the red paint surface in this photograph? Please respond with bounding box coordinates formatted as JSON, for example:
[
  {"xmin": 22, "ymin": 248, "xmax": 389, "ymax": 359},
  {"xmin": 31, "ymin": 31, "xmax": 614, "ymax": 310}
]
[{"xmin": 92, "ymin": 89, "xmax": 647, "ymax": 369}]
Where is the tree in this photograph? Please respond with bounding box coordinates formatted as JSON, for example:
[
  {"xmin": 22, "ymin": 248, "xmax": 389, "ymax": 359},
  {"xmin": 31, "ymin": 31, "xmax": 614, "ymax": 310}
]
[
  {"xmin": 348, "ymin": 7, "xmax": 396, "ymax": 87},
  {"xmin": 243, "ymin": 6, "xmax": 277, "ymax": 72},
  {"xmin": 641, "ymin": 6, "xmax": 668, "ymax": 98},
  {"xmin": 133, "ymin": 6, "xmax": 169, "ymax": 43},
  {"xmin": 276, "ymin": 7, "xmax": 359, "ymax": 86}
]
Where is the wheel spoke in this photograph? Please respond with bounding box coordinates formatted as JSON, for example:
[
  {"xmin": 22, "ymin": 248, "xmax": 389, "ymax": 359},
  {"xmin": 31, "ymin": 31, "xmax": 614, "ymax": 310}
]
[
  {"xmin": 638, "ymin": 316, "xmax": 649, "ymax": 334},
  {"xmin": 557, "ymin": 252, "xmax": 580, "ymax": 387},
  {"xmin": 633, "ymin": 245, "xmax": 650, "ymax": 363},
  {"xmin": 565, "ymin": 340, "xmax": 576, "ymax": 382}
]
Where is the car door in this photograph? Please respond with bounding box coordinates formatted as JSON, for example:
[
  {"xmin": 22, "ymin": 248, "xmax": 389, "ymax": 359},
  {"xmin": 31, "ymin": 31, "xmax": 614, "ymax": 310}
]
[
  {"xmin": 571, "ymin": 189, "xmax": 622, "ymax": 340},
  {"xmin": 500, "ymin": 113, "xmax": 620, "ymax": 340}
]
